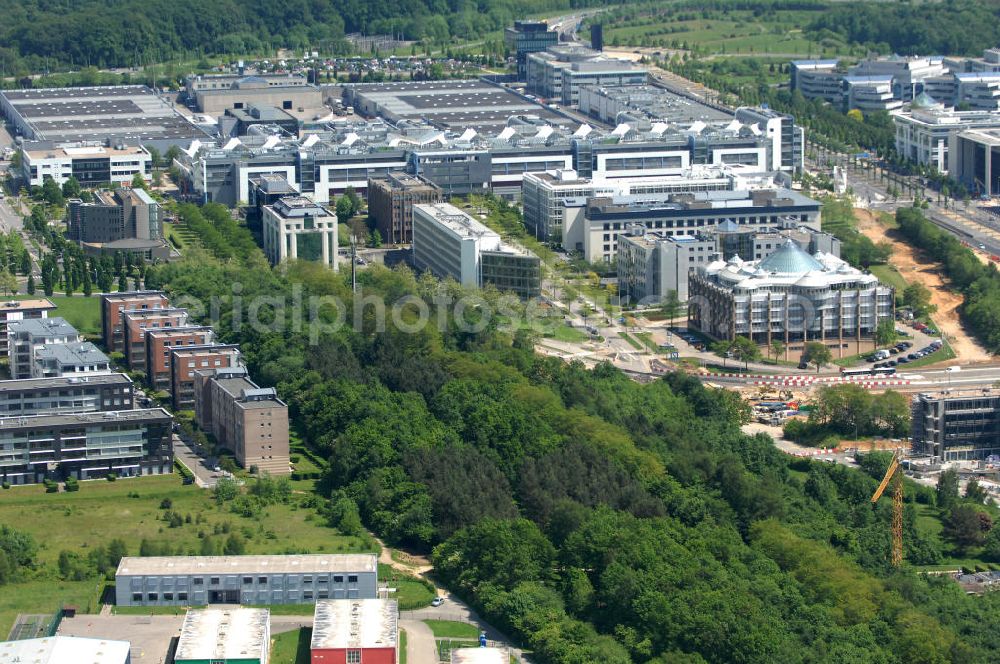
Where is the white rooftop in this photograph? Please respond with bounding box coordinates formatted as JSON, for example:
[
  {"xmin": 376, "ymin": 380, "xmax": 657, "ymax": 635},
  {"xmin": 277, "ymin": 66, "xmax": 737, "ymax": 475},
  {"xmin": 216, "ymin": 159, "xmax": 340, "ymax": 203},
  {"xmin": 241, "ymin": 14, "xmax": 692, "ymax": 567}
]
[
  {"xmin": 311, "ymin": 599, "xmax": 398, "ymax": 650},
  {"xmin": 451, "ymin": 647, "xmax": 506, "ymax": 664},
  {"xmin": 702, "ymin": 240, "xmax": 881, "ymax": 291},
  {"xmin": 175, "ymin": 608, "xmax": 268, "ymax": 661},
  {"xmin": 116, "ymin": 553, "xmax": 377, "ymax": 576},
  {"xmin": 0, "ymin": 636, "xmax": 130, "ymax": 664}
]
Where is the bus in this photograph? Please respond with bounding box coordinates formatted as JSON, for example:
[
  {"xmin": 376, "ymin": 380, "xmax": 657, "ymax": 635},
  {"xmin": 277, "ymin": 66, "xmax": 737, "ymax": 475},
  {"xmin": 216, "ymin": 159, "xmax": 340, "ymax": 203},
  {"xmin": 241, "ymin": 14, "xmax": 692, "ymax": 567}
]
[{"xmin": 841, "ymin": 367, "xmax": 896, "ymax": 377}]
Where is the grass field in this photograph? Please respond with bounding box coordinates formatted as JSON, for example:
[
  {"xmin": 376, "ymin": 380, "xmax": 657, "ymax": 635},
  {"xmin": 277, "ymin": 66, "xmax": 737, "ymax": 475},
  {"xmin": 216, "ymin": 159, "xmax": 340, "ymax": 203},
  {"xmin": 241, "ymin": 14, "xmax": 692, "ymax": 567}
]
[
  {"xmin": 424, "ymin": 620, "xmax": 480, "ymax": 639},
  {"xmin": 12, "ymin": 295, "xmax": 102, "ymax": 337},
  {"xmin": 163, "ymin": 221, "xmax": 197, "ymax": 252},
  {"xmin": 0, "ymin": 475, "xmax": 373, "ymax": 634},
  {"xmin": 271, "ymin": 627, "xmax": 312, "ymax": 664},
  {"xmin": 868, "ymin": 264, "xmax": 908, "ymax": 293}
]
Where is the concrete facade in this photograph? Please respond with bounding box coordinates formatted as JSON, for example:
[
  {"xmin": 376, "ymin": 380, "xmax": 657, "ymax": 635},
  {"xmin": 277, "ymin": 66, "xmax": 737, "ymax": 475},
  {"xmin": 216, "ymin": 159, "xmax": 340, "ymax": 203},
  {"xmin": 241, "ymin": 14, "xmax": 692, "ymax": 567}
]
[
  {"xmin": 0, "ymin": 408, "xmax": 173, "ymax": 485},
  {"xmin": 912, "ymin": 390, "xmax": 1000, "ymax": 461},
  {"xmin": 7, "ymin": 317, "xmax": 81, "ymax": 379},
  {"xmin": 115, "ymin": 554, "xmax": 378, "ymax": 607},
  {"xmin": 0, "ymin": 373, "xmax": 133, "ymax": 417},
  {"xmin": 262, "ymin": 196, "xmax": 338, "ymax": 269},
  {"xmin": 193, "ymin": 368, "xmax": 290, "ymax": 476},
  {"xmin": 367, "ymin": 172, "xmax": 442, "ymax": 244}
]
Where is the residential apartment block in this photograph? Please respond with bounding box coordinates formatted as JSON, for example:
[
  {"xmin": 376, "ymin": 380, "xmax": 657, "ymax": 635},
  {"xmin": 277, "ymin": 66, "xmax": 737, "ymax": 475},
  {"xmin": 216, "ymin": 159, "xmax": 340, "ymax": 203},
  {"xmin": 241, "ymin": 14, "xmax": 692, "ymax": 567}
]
[
  {"xmin": 193, "ymin": 368, "xmax": 289, "ymax": 476},
  {"xmin": 31, "ymin": 342, "xmax": 111, "ymax": 380},
  {"xmin": 7, "ymin": 317, "xmax": 81, "ymax": 379},
  {"xmin": 0, "ymin": 298, "xmax": 56, "ymax": 354},
  {"xmin": 144, "ymin": 327, "xmax": 214, "ymax": 392},
  {"xmin": 122, "ymin": 308, "xmax": 189, "ymax": 371},
  {"xmin": 115, "ymin": 553, "xmax": 378, "ymax": 607},
  {"xmin": 100, "ymin": 291, "xmax": 170, "ymax": 354},
  {"xmin": 0, "ymin": 373, "xmax": 133, "ymax": 417},
  {"xmin": 0, "ymin": 408, "xmax": 173, "ymax": 485},
  {"xmin": 170, "ymin": 345, "xmax": 242, "ymax": 410}
]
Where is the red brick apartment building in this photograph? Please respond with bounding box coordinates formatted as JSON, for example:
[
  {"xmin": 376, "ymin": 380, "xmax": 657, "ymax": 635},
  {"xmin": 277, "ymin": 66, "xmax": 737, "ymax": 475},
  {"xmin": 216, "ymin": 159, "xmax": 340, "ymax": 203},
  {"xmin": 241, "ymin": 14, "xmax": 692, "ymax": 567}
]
[
  {"xmin": 144, "ymin": 326, "xmax": 214, "ymax": 392},
  {"xmin": 170, "ymin": 344, "xmax": 241, "ymax": 410},
  {"xmin": 122, "ymin": 308, "xmax": 189, "ymax": 371},
  {"xmin": 100, "ymin": 291, "xmax": 169, "ymax": 353}
]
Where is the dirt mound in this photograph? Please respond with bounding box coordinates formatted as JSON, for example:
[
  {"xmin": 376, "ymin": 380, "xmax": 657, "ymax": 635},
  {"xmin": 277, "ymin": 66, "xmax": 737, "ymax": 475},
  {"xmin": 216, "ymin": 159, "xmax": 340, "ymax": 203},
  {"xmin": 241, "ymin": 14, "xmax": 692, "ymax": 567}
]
[{"xmin": 854, "ymin": 209, "xmax": 992, "ymax": 363}]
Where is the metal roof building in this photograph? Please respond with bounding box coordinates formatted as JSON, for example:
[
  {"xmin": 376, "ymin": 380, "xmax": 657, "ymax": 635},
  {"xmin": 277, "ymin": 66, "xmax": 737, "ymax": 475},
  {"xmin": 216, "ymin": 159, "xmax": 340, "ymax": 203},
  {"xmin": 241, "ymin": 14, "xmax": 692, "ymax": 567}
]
[
  {"xmin": 174, "ymin": 608, "xmax": 269, "ymax": 664},
  {"xmin": 0, "ymin": 636, "xmax": 131, "ymax": 664},
  {"xmin": 311, "ymin": 599, "xmax": 398, "ymax": 664}
]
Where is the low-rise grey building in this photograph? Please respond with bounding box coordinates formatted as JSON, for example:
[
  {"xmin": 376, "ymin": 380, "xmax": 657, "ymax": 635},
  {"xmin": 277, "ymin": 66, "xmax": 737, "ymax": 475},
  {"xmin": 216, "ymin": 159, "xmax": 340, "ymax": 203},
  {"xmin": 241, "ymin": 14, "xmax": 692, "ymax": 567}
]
[
  {"xmin": 0, "ymin": 408, "xmax": 172, "ymax": 485},
  {"xmin": 7, "ymin": 317, "xmax": 81, "ymax": 379},
  {"xmin": 618, "ymin": 230, "xmax": 716, "ymax": 304},
  {"xmin": 174, "ymin": 608, "xmax": 270, "ymax": 664},
  {"xmin": 31, "ymin": 342, "xmax": 111, "ymax": 379},
  {"xmin": 912, "ymin": 390, "xmax": 1000, "ymax": 461},
  {"xmin": 223, "ymin": 104, "xmax": 299, "ymax": 137},
  {"xmin": 115, "ymin": 554, "xmax": 378, "ymax": 607},
  {"xmin": 0, "ymin": 373, "xmax": 133, "ymax": 417}
]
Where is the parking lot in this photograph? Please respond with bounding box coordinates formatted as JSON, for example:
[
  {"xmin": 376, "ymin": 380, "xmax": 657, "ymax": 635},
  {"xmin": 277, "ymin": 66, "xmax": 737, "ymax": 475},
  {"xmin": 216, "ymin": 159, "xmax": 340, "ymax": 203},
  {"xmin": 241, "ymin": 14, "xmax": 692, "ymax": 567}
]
[{"xmin": 58, "ymin": 614, "xmax": 184, "ymax": 664}]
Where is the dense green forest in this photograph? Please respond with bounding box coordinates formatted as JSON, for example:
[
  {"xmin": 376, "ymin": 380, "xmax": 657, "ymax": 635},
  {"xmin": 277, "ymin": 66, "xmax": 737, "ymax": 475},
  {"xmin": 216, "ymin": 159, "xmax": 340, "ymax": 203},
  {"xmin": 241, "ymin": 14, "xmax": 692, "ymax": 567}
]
[
  {"xmin": 808, "ymin": 0, "xmax": 1000, "ymax": 57},
  {"xmin": 0, "ymin": 0, "xmax": 623, "ymax": 73},
  {"xmin": 131, "ymin": 204, "xmax": 1000, "ymax": 662}
]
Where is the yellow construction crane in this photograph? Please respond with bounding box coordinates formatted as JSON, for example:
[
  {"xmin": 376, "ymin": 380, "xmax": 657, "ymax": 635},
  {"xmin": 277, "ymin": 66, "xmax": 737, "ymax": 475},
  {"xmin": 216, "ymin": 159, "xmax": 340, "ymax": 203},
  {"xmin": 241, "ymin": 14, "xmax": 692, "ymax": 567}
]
[{"xmin": 871, "ymin": 453, "xmax": 904, "ymax": 567}]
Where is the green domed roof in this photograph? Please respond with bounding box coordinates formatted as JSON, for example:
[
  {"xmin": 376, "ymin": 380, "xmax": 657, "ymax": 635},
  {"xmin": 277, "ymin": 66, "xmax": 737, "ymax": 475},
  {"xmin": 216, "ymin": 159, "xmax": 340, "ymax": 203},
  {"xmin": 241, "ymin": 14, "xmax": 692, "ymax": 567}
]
[
  {"xmin": 757, "ymin": 240, "xmax": 825, "ymax": 274},
  {"xmin": 912, "ymin": 92, "xmax": 939, "ymax": 109}
]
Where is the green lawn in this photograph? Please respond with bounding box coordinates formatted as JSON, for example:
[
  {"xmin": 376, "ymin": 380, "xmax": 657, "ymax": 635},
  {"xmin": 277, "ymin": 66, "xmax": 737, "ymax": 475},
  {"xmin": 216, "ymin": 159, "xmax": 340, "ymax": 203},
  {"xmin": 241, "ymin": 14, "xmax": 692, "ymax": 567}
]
[
  {"xmin": 619, "ymin": 332, "xmax": 643, "ymax": 351},
  {"xmin": 378, "ymin": 563, "xmax": 435, "ymax": 610},
  {"xmin": 12, "ymin": 295, "xmax": 101, "ymax": 337},
  {"xmin": 399, "ymin": 629, "xmax": 408, "ymax": 664},
  {"xmin": 271, "ymin": 627, "xmax": 312, "ymax": 664},
  {"xmin": 163, "ymin": 221, "xmax": 195, "ymax": 251},
  {"xmin": 869, "ymin": 264, "xmax": 908, "ymax": 293},
  {"xmin": 0, "ymin": 475, "xmax": 373, "ymax": 634},
  {"xmin": 424, "ymin": 620, "xmax": 480, "ymax": 639}
]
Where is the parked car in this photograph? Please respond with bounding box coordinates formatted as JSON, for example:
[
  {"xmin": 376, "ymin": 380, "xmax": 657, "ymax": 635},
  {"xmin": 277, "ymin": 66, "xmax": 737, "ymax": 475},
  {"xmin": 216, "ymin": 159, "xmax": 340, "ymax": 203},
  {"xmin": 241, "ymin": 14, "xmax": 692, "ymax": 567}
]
[
  {"xmin": 907, "ymin": 353, "xmax": 917, "ymax": 360},
  {"xmin": 898, "ymin": 356, "xmax": 910, "ymax": 364},
  {"xmin": 431, "ymin": 597, "xmax": 444, "ymax": 607},
  {"xmin": 798, "ymin": 360, "xmax": 809, "ymax": 370}
]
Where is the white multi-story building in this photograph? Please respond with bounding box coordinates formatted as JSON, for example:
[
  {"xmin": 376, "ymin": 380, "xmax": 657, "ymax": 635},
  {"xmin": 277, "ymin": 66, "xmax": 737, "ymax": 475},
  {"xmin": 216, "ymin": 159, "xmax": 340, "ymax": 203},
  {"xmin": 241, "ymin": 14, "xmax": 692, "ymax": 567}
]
[
  {"xmin": 955, "ymin": 72, "xmax": 1000, "ymax": 111},
  {"xmin": 261, "ymin": 196, "xmax": 338, "ymax": 269},
  {"xmin": 850, "ymin": 56, "xmax": 950, "ymax": 102},
  {"xmin": 21, "ymin": 143, "xmax": 151, "ymax": 188},
  {"xmin": 618, "ymin": 230, "xmax": 717, "ymax": 304},
  {"xmin": 31, "ymin": 342, "xmax": 111, "ymax": 379},
  {"xmin": 894, "ymin": 95, "xmax": 1000, "ymax": 172},
  {"xmin": 412, "ymin": 203, "xmax": 540, "ymax": 297},
  {"xmin": 526, "ymin": 45, "xmax": 647, "ymax": 103},
  {"xmin": 521, "ymin": 166, "xmax": 778, "ymax": 242},
  {"xmin": 689, "ymin": 240, "xmax": 894, "ymax": 359},
  {"xmin": 734, "ymin": 107, "xmax": 805, "ymax": 172},
  {"xmin": 842, "ymin": 76, "xmax": 904, "ymax": 112}
]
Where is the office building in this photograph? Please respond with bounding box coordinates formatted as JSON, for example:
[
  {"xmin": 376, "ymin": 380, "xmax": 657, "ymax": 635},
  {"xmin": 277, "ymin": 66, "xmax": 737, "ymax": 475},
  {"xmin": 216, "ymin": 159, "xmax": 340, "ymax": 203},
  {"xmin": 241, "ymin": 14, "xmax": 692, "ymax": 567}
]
[
  {"xmin": 0, "ymin": 373, "xmax": 133, "ymax": 417},
  {"xmin": 122, "ymin": 308, "xmax": 190, "ymax": 371},
  {"xmin": 892, "ymin": 95, "xmax": 1000, "ymax": 172},
  {"xmin": 31, "ymin": 342, "xmax": 111, "ymax": 379},
  {"xmin": 911, "ymin": 389, "xmax": 1000, "ymax": 461},
  {"xmin": 261, "ymin": 196, "xmax": 338, "ymax": 269},
  {"xmin": 521, "ymin": 166, "xmax": 782, "ymax": 248},
  {"xmin": 0, "ymin": 636, "xmax": 131, "ymax": 664},
  {"xmin": 0, "ymin": 85, "xmax": 208, "ymax": 149},
  {"xmin": 525, "ymin": 45, "xmax": 647, "ymax": 105},
  {"xmin": 67, "ymin": 188, "xmax": 161, "ymax": 244},
  {"xmin": 569, "ymin": 187, "xmax": 821, "ymax": 263},
  {"xmin": 790, "ymin": 60, "xmax": 843, "ymax": 103},
  {"xmin": 100, "ymin": 291, "xmax": 170, "ymax": 354},
  {"xmin": 850, "ymin": 56, "xmax": 950, "ymax": 102},
  {"xmin": 175, "ymin": 113, "xmax": 770, "ymax": 206},
  {"xmin": 20, "ymin": 143, "xmax": 151, "ymax": 188},
  {"xmin": 576, "ymin": 84, "xmax": 733, "ymax": 126},
  {"xmin": 618, "ymin": 223, "xmax": 840, "ymax": 304},
  {"xmin": 949, "ymin": 128, "xmax": 1000, "ymax": 196},
  {"xmin": 689, "ymin": 240, "xmax": 894, "ymax": 358},
  {"xmin": 954, "ymin": 72, "xmax": 1000, "ymax": 111},
  {"xmin": 114, "ymin": 553, "xmax": 379, "ymax": 607},
  {"xmin": 734, "ymin": 106, "xmax": 804, "ymax": 172},
  {"xmin": 412, "ymin": 203, "xmax": 541, "ymax": 297},
  {"xmin": 842, "ymin": 76, "xmax": 904, "ymax": 113},
  {"xmin": 170, "ymin": 345, "xmax": 242, "ymax": 410},
  {"xmin": 618, "ymin": 230, "xmax": 717, "ymax": 304},
  {"xmin": 223, "ymin": 104, "xmax": 299, "ymax": 137},
  {"xmin": 144, "ymin": 327, "xmax": 214, "ymax": 392},
  {"xmin": 343, "ymin": 80, "xmax": 570, "ymax": 134},
  {"xmin": 247, "ymin": 173, "xmax": 299, "ymax": 232},
  {"xmin": 7, "ymin": 317, "xmax": 81, "ymax": 379},
  {"xmin": 174, "ymin": 608, "xmax": 270, "ymax": 664},
  {"xmin": 452, "ymin": 649, "xmax": 506, "ymax": 664},
  {"xmin": 505, "ymin": 20, "xmax": 559, "ymax": 80},
  {"xmin": 311, "ymin": 599, "xmax": 398, "ymax": 664},
  {"xmin": 0, "ymin": 407, "xmax": 173, "ymax": 485},
  {"xmin": 193, "ymin": 367, "xmax": 290, "ymax": 476},
  {"xmin": 184, "ymin": 73, "xmax": 323, "ymax": 115},
  {"xmin": 367, "ymin": 172, "xmax": 442, "ymax": 244}
]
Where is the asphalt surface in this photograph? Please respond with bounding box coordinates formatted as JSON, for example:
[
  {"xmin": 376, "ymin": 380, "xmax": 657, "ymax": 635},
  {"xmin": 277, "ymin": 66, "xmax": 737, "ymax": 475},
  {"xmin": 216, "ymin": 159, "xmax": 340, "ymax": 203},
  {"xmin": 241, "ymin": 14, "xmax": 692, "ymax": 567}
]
[{"xmin": 171, "ymin": 436, "xmax": 220, "ymax": 488}]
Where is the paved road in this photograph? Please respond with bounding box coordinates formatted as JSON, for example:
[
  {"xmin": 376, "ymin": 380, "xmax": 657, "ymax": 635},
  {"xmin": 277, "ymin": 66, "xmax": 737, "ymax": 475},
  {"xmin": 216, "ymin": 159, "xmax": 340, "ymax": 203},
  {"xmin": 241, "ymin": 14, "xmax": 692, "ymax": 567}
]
[
  {"xmin": 0, "ymin": 199, "xmax": 23, "ymax": 232},
  {"xmin": 399, "ymin": 619, "xmax": 437, "ymax": 664},
  {"xmin": 171, "ymin": 436, "xmax": 219, "ymax": 488}
]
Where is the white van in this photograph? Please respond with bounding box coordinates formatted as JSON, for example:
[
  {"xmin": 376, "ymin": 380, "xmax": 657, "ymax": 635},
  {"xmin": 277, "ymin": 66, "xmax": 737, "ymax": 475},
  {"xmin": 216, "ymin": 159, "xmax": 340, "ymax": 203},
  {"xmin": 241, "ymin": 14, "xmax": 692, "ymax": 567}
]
[{"xmin": 874, "ymin": 349, "xmax": 890, "ymax": 361}]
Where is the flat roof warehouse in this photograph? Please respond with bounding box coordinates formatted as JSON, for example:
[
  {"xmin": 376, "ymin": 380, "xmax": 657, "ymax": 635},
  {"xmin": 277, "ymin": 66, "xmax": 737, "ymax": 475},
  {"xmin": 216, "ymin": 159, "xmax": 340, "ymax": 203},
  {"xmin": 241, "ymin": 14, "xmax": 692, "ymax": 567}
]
[
  {"xmin": 0, "ymin": 85, "xmax": 210, "ymax": 147},
  {"xmin": 116, "ymin": 553, "xmax": 378, "ymax": 576}
]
